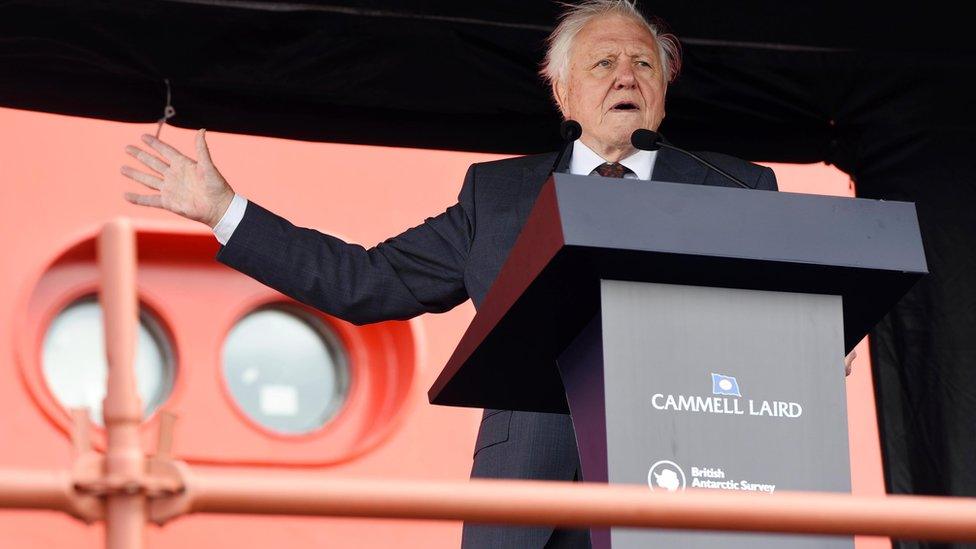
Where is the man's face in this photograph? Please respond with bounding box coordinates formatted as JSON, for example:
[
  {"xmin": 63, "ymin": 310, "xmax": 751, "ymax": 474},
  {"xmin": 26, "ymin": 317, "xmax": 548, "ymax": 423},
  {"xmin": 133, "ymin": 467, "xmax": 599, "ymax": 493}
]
[{"xmin": 554, "ymin": 15, "xmax": 667, "ymax": 154}]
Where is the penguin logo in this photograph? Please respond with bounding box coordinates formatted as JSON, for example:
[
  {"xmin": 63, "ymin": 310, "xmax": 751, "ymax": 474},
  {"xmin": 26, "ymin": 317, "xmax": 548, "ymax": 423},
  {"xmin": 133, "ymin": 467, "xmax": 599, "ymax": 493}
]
[{"xmin": 647, "ymin": 460, "xmax": 686, "ymax": 492}]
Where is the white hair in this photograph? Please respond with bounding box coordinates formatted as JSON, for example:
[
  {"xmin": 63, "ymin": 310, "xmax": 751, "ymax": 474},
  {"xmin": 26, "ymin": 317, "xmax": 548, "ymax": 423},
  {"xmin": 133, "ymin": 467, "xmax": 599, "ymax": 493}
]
[{"xmin": 540, "ymin": 0, "xmax": 682, "ymax": 88}]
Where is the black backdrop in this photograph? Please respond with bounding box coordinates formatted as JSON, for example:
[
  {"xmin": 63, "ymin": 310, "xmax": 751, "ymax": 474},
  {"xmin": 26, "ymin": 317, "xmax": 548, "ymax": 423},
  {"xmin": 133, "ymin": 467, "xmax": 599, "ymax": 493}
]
[{"xmin": 2, "ymin": 2, "xmax": 975, "ymax": 547}]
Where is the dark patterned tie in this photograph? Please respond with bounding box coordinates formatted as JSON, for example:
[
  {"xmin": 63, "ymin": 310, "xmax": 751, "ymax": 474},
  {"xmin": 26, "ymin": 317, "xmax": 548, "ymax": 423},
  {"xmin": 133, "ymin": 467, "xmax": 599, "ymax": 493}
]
[{"xmin": 593, "ymin": 162, "xmax": 631, "ymax": 178}]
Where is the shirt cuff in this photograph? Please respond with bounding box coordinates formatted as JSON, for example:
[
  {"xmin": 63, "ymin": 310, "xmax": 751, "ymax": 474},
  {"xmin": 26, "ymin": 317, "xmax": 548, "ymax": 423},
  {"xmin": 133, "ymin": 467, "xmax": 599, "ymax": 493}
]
[{"xmin": 213, "ymin": 194, "xmax": 248, "ymax": 245}]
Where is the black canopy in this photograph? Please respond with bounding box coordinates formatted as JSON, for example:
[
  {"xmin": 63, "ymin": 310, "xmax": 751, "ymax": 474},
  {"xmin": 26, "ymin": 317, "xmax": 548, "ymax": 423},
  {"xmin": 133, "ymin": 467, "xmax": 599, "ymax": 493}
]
[{"xmin": 1, "ymin": 1, "xmax": 972, "ymax": 158}]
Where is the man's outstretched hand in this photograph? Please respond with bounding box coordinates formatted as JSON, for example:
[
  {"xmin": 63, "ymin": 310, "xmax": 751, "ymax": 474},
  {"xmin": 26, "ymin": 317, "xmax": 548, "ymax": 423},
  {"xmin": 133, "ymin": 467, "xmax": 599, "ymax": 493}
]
[{"xmin": 121, "ymin": 129, "xmax": 234, "ymax": 228}]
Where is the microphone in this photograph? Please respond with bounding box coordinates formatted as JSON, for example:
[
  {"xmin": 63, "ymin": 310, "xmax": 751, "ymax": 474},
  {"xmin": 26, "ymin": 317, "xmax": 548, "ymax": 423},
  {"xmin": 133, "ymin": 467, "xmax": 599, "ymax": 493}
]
[
  {"xmin": 549, "ymin": 120, "xmax": 583, "ymax": 177},
  {"xmin": 631, "ymin": 129, "xmax": 753, "ymax": 189}
]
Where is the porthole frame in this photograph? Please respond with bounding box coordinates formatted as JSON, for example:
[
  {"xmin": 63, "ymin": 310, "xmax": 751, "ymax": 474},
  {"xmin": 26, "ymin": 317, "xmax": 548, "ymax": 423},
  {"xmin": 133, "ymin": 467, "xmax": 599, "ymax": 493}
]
[
  {"xmin": 218, "ymin": 300, "xmax": 352, "ymax": 438},
  {"xmin": 19, "ymin": 275, "xmax": 183, "ymax": 434},
  {"xmin": 40, "ymin": 291, "xmax": 177, "ymax": 427}
]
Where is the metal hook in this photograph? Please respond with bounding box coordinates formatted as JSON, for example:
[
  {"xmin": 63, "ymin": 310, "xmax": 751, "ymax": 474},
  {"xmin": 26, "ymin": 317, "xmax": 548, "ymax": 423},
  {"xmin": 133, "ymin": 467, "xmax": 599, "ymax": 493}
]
[{"xmin": 155, "ymin": 78, "xmax": 176, "ymax": 138}]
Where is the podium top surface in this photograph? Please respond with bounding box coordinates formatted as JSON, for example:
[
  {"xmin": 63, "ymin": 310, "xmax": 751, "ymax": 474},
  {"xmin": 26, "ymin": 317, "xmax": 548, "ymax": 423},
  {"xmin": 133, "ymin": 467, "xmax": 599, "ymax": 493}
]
[{"xmin": 429, "ymin": 173, "xmax": 927, "ymax": 413}]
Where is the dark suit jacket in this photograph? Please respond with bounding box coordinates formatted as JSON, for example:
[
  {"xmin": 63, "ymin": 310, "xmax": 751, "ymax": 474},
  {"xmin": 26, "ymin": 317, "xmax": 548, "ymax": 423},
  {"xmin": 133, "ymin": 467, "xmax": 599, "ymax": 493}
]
[{"xmin": 216, "ymin": 146, "xmax": 777, "ymax": 548}]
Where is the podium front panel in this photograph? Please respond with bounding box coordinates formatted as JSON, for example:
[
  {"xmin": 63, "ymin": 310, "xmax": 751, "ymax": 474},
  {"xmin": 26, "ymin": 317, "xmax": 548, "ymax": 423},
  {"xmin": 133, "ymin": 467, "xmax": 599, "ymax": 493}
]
[{"xmin": 599, "ymin": 280, "xmax": 852, "ymax": 548}]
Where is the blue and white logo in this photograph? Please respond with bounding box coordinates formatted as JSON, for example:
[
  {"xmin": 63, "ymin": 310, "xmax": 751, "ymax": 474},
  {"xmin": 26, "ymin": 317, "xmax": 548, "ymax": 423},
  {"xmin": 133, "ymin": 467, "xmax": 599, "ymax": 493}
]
[
  {"xmin": 651, "ymin": 373, "xmax": 801, "ymax": 419},
  {"xmin": 711, "ymin": 373, "xmax": 741, "ymax": 397}
]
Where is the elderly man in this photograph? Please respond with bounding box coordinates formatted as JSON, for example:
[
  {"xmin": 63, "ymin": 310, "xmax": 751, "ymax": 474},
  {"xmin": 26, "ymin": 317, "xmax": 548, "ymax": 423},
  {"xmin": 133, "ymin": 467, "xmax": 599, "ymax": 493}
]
[{"xmin": 122, "ymin": 1, "xmax": 854, "ymax": 546}]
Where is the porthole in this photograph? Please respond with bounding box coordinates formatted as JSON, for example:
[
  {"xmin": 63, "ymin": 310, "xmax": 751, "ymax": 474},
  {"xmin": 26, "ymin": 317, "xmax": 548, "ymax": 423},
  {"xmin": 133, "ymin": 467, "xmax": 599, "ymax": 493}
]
[
  {"xmin": 42, "ymin": 296, "xmax": 175, "ymax": 425},
  {"xmin": 222, "ymin": 306, "xmax": 350, "ymax": 435}
]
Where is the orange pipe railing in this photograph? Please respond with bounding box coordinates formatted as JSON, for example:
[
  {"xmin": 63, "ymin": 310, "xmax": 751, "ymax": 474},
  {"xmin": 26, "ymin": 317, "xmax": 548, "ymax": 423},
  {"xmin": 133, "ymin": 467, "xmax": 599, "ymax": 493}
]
[
  {"xmin": 98, "ymin": 218, "xmax": 146, "ymax": 549},
  {"xmin": 0, "ymin": 469, "xmax": 73, "ymax": 512},
  {"xmin": 4, "ymin": 469, "xmax": 976, "ymax": 542},
  {"xmin": 182, "ymin": 475, "xmax": 976, "ymax": 541}
]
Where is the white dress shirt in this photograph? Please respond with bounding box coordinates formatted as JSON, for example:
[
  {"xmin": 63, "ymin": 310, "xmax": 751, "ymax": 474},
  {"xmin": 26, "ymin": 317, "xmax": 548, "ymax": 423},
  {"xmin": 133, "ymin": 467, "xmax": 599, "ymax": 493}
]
[
  {"xmin": 213, "ymin": 193, "xmax": 248, "ymax": 245},
  {"xmin": 568, "ymin": 139, "xmax": 657, "ymax": 179},
  {"xmin": 213, "ymin": 139, "xmax": 658, "ymax": 245}
]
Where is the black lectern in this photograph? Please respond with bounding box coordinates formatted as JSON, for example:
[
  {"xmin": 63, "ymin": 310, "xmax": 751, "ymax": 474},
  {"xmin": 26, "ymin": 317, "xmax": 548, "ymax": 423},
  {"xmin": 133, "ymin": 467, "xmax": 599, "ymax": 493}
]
[{"xmin": 429, "ymin": 174, "xmax": 926, "ymax": 548}]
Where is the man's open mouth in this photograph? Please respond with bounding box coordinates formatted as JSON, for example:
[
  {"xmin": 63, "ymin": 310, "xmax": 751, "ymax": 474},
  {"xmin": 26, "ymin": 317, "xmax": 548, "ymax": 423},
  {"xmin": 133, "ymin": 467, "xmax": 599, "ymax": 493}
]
[{"xmin": 610, "ymin": 101, "xmax": 640, "ymax": 111}]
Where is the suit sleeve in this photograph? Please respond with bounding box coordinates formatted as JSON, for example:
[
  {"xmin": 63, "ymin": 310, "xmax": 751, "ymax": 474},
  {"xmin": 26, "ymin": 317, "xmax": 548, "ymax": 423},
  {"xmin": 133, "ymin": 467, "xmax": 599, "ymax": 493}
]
[
  {"xmin": 216, "ymin": 165, "xmax": 477, "ymax": 325},
  {"xmin": 756, "ymin": 165, "xmax": 778, "ymax": 191}
]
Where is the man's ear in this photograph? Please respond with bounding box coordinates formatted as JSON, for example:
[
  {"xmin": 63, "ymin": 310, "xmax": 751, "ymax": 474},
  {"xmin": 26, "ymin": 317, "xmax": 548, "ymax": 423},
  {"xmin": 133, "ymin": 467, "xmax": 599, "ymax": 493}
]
[
  {"xmin": 661, "ymin": 84, "xmax": 667, "ymax": 121},
  {"xmin": 553, "ymin": 80, "xmax": 569, "ymax": 118}
]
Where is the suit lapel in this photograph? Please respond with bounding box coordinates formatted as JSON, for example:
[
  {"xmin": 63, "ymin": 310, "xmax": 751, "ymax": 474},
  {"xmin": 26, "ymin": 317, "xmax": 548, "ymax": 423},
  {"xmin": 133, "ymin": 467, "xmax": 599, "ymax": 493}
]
[
  {"xmin": 514, "ymin": 145, "xmax": 705, "ymax": 229},
  {"xmin": 515, "ymin": 146, "xmax": 565, "ymax": 227},
  {"xmin": 651, "ymin": 146, "xmax": 709, "ymax": 186}
]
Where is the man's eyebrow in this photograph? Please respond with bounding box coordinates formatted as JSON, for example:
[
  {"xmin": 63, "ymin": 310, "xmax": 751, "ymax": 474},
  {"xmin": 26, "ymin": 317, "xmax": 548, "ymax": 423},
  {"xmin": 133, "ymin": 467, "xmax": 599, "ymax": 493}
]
[
  {"xmin": 586, "ymin": 48, "xmax": 655, "ymax": 59},
  {"xmin": 586, "ymin": 50, "xmax": 619, "ymax": 59},
  {"xmin": 626, "ymin": 48, "xmax": 656, "ymax": 58}
]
